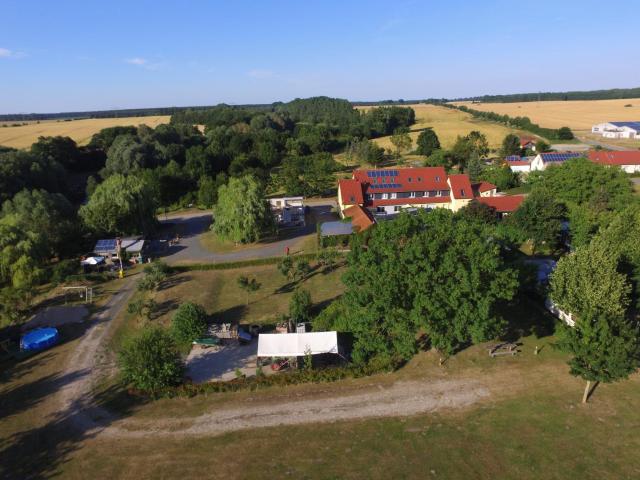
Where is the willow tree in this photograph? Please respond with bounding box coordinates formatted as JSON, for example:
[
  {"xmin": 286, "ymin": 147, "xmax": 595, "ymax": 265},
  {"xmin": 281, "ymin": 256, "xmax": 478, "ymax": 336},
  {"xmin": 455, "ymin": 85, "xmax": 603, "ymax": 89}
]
[{"xmin": 212, "ymin": 175, "xmax": 274, "ymax": 244}]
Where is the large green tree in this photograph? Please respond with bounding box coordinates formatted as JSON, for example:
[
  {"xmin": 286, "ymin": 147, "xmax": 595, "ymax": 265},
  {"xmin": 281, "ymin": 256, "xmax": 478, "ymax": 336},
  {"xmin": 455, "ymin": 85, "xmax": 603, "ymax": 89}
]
[
  {"xmin": 332, "ymin": 210, "xmax": 518, "ymax": 365},
  {"xmin": 510, "ymin": 188, "xmax": 566, "ymax": 253},
  {"xmin": 500, "ymin": 134, "xmax": 521, "ymax": 157},
  {"xmin": 79, "ymin": 174, "xmax": 158, "ymax": 235},
  {"xmin": 102, "ymin": 134, "xmax": 160, "ymax": 177},
  {"xmin": 212, "ymin": 175, "xmax": 274, "ymax": 244},
  {"xmin": 118, "ymin": 327, "xmax": 184, "ymax": 392},
  {"xmin": 416, "ymin": 128, "xmax": 441, "ymax": 157}
]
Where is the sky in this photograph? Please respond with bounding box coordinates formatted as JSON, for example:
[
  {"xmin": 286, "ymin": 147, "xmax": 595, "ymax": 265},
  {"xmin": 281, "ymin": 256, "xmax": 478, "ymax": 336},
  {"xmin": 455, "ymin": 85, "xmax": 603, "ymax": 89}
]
[{"xmin": 1, "ymin": 0, "xmax": 639, "ymax": 113}]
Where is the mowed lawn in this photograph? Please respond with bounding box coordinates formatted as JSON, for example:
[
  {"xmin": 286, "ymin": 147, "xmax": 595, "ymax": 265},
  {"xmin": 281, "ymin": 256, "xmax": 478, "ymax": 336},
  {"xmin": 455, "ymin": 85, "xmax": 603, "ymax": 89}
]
[
  {"xmin": 4, "ymin": 320, "xmax": 640, "ymax": 479},
  {"xmin": 0, "ymin": 115, "xmax": 170, "ymax": 148},
  {"xmin": 454, "ymin": 98, "xmax": 640, "ymax": 138},
  {"xmin": 108, "ymin": 263, "xmax": 347, "ymax": 351},
  {"xmin": 358, "ymin": 104, "xmax": 522, "ymax": 151}
]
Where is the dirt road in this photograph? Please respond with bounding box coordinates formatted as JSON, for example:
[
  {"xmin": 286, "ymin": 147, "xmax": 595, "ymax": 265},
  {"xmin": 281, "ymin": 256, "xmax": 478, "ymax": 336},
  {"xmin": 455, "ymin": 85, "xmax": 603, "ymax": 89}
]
[{"xmin": 55, "ymin": 270, "xmax": 492, "ymax": 439}]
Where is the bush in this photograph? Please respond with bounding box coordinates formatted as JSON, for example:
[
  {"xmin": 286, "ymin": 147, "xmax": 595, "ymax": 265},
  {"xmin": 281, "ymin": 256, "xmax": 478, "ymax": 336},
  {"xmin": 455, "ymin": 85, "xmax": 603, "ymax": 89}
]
[
  {"xmin": 119, "ymin": 328, "xmax": 184, "ymax": 392},
  {"xmin": 171, "ymin": 302, "xmax": 208, "ymax": 344},
  {"xmin": 49, "ymin": 259, "xmax": 79, "ymax": 284},
  {"xmin": 137, "ymin": 261, "xmax": 171, "ymax": 291},
  {"xmin": 290, "ymin": 288, "xmax": 312, "ymax": 324}
]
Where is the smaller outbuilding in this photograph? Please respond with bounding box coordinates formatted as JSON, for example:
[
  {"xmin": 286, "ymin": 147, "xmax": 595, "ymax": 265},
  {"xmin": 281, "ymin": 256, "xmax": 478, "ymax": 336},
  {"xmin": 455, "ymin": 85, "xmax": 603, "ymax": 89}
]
[
  {"xmin": 268, "ymin": 196, "xmax": 306, "ymax": 226},
  {"xmin": 505, "ymin": 155, "xmax": 533, "ymax": 174},
  {"xmin": 257, "ymin": 331, "xmax": 340, "ymax": 358}
]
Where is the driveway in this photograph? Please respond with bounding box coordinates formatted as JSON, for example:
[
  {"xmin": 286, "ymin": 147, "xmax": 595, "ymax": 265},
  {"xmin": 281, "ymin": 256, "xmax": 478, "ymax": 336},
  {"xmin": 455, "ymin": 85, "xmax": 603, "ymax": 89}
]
[{"xmin": 158, "ymin": 201, "xmax": 337, "ymax": 265}]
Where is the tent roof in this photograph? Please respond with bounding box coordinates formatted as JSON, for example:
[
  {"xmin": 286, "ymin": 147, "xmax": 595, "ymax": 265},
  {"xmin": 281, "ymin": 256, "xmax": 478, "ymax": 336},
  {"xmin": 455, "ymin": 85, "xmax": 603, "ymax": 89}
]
[{"xmin": 257, "ymin": 331, "xmax": 339, "ymax": 357}]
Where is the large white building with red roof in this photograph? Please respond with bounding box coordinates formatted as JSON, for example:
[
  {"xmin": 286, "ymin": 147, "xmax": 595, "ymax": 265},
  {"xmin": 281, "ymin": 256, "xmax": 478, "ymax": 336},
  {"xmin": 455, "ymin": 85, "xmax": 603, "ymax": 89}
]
[
  {"xmin": 337, "ymin": 167, "xmax": 524, "ymax": 218},
  {"xmin": 588, "ymin": 150, "xmax": 640, "ymax": 173}
]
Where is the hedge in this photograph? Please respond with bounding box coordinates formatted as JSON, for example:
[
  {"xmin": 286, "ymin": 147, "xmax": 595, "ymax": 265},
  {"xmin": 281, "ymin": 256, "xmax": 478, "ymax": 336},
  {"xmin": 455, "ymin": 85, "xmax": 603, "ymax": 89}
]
[{"xmin": 171, "ymin": 252, "xmax": 342, "ymax": 272}]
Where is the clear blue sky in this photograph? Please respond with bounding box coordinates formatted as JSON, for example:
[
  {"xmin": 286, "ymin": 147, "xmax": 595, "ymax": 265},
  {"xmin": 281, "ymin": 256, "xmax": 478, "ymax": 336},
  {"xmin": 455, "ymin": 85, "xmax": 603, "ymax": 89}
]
[{"xmin": 1, "ymin": 0, "xmax": 639, "ymax": 113}]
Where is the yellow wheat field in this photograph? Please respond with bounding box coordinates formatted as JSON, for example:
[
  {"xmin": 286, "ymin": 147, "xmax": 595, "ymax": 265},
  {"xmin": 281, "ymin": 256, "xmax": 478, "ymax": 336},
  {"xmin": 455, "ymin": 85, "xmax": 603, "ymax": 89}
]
[
  {"xmin": 358, "ymin": 104, "xmax": 521, "ymax": 150},
  {"xmin": 0, "ymin": 115, "xmax": 171, "ymax": 149},
  {"xmin": 453, "ymin": 99, "xmax": 640, "ymax": 134}
]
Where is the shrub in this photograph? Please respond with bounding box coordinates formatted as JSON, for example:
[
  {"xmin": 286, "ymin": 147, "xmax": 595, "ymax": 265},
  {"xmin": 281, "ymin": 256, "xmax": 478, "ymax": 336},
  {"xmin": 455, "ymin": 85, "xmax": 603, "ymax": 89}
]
[
  {"xmin": 137, "ymin": 261, "xmax": 171, "ymax": 291},
  {"xmin": 119, "ymin": 328, "xmax": 184, "ymax": 392},
  {"xmin": 50, "ymin": 259, "xmax": 79, "ymax": 284},
  {"xmin": 171, "ymin": 302, "xmax": 208, "ymax": 344},
  {"xmin": 290, "ymin": 288, "xmax": 312, "ymax": 324}
]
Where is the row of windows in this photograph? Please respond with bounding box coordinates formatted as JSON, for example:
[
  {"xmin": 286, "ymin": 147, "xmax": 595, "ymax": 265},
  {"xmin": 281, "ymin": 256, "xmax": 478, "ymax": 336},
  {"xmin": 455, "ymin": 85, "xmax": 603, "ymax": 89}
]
[
  {"xmin": 371, "ymin": 175, "xmax": 440, "ymax": 184},
  {"xmin": 367, "ymin": 190, "xmax": 450, "ymax": 201}
]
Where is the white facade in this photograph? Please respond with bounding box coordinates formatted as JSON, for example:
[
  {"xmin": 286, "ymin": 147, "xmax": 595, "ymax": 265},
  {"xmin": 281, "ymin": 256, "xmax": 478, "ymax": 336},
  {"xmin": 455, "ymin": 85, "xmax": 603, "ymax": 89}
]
[
  {"xmin": 268, "ymin": 196, "xmax": 305, "ymax": 226},
  {"xmin": 508, "ymin": 162, "xmax": 532, "ymax": 174},
  {"xmin": 591, "ymin": 122, "xmax": 640, "ymax": 139}
]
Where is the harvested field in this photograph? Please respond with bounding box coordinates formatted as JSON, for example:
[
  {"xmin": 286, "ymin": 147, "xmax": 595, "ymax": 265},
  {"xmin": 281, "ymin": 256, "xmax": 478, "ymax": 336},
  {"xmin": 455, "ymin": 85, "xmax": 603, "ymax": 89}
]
[
  {"xmin": 454, "ymin": 99, "xmax": 640, "ymax": 138},
  {"xmin": 0, "ymin": 115, "xmax": 170, "ymax": 149},
  {"xmin": 358, "ymin": 104, "xmax": 523, "ymax": 151}
]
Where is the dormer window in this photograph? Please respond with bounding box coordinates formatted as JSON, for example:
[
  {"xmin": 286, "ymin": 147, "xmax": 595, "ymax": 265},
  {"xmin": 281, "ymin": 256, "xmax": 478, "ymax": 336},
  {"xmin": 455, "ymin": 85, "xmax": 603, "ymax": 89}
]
[
  {"xmin": 460, "ymin": 189, "xmax": 466, "ymax": 197},
  {"xmin": 408, "ymin": 177, "xmax": 412, "ymax": 183},
  {"xmin": 435, "ymin": 176, "xmax": 440, "ymax": 182},
  {"xmin": 417, "ymin": 177, "xmax": 422, "ymax": 182}
]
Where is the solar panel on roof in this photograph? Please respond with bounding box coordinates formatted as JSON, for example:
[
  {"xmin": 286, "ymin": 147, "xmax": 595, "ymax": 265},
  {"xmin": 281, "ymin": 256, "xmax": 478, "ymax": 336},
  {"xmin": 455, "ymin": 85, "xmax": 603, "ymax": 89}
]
[{"xmin": 95, "ymin": 239, "xmax": 117, "ymax": 251}]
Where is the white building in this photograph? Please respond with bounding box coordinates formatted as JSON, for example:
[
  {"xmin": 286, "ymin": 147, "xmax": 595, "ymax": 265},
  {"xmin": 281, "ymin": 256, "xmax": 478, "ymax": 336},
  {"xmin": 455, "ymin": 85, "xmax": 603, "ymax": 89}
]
[
  {"xmin": 530, "ymin": 152, "xmax": 584, "ymax": 171},
  {"xmin": 505, "ymin": 155, "xmax": 533, "ymax": 174},
  {"xmin": 589, "ymin": 151, "xmax": 640, "ymax": 173},
  {"xmin": 591, "ymin": 122, "xmax": 640, "ymax": 139},
  {"xmin": 268, "ymin": 196, "xmax": 305, "ymax": 226}
]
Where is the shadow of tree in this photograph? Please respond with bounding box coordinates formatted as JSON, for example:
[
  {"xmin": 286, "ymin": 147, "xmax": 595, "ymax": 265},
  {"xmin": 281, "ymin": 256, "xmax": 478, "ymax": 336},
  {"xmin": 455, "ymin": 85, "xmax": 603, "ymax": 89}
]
[
  {"xmin": 211, "ymin": 305, "xmax": 247, "ymax": 326},
  {"xmin": 0, "ymin": 381, "xmax": 144, "ymax": 479},
  {"xmin": 500, "ymin": 295, "xmax": 556, "ymax": 343}
]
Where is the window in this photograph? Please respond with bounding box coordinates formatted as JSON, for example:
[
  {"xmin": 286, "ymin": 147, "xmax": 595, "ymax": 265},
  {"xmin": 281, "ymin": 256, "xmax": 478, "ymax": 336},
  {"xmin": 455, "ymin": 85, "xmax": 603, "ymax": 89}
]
[
  {"xmin": 394, "ymin": 206, "xmax": 401, "ymax": 212},
  {"xmin": 373, "ymin": 178, "xmax": 377, "ymax": 184},
  {"xmin": 382, "ymin": 193, "xmax": 389, "ymax": 199},
  {"xmin": 440, "ymin": 190, "xmax": 450, "ymax": 196},
  {"xmin": 408, "ymin": 177, "xmax": 412, "ymax": 183},
  {"xmin": 366, "ymin": 194, "xmax": 374, "ymax": 200},
  {"xmin": 417, "ymin": 177, "xmax": 422, "ymax": 182},
  {"xmin": 350, "ymin": 195, "xmax": 355, "ymax": 202},
  {"xmin": 435, "ymin": 176, "xmax": 440, "ymax": 182},
  {"xmin": 414, "ymin": 191, "xmax": 425, "ymax": 197},
  {"xmin": 410, "ymin": 192, "xmax": 416, "ymax": 198},
  {"xmin": 428, "ymin": 190, "xmax": 437, "ymax": 197},
  {"xmin": 397, "ymin": 192, "xmax": 411, "ymax": 199},
  {"xmin": 460, "ymin": 189, "xmax": 466, "ymax": 197},
  {"xmin": 376, "ymin": 206, "xmax": 385, "ymax": 213}
]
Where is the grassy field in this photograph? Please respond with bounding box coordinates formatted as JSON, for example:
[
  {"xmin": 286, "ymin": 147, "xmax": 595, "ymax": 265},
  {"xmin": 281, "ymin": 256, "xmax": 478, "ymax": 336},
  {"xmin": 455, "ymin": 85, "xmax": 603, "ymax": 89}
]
[
  {"xmin": 108, "ymin": 262, "xmax": 346, "ymax": 354},
  {"xmin": 358, "ymin": 104, "xmax": 523, "ymax": 151},
  {"xmin": 454, "ymin": 99, "xmax": 640, "ymax": 144},
  {"xmin": 4, "ymin": 309, "xmax": 640, "ymax": 479},
  {"xmin": 0, "ymin": 115, "xmax": 170, "ymax": 149}
]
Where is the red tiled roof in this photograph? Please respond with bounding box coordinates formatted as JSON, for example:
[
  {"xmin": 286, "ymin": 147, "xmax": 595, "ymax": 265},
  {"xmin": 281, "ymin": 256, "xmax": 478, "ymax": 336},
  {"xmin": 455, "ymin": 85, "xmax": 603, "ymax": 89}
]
[
  {"xmin": 352, "ymin": 167, "xmax": 449, "ymax": 194},
  {"xmin": 520, "ymin": 136, "xmax": 537, "ymax": 147},
  {"xmin": 343, "ymin": 204, "xmax": 375, "ymax": 231},
  {"xmin": 589, "ymin": 151, "xmax": 640, "ymax": 166},
  {"xmin": 448, "ymin": 174, "xmax": 474, "ymax": 200},
  {"xmin": 507, "ymin": 160, "xmax": 531, "ymax": 166},
  {"xmin": 478, "ymin": 195, "xmax": 525, "ymax": 213},
  {"xmin": 338, "ymin": 179, "xmax": 364, "ymax": 205},
  {"xmin": 472, "ymin": 181, "xmax": 497, "ymax": 194}
]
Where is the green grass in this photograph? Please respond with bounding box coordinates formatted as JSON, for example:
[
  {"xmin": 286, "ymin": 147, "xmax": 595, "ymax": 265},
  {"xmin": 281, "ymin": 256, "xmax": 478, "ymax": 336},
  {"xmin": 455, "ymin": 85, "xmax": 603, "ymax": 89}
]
[
  {"xmin": 505, "ymin": 184, "xmax": 532, "ymax": 195},
  {"xmin": 107, "ymin": 262, "xmax": 347, "ymax": 355}
]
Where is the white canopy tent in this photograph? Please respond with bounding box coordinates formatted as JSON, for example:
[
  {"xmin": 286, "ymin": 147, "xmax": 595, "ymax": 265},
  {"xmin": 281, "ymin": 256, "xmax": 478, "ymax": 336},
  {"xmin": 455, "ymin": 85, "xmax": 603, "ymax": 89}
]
[{"xmin": 257, "ymin": 331, "xmax": 339, "ymax": 358}]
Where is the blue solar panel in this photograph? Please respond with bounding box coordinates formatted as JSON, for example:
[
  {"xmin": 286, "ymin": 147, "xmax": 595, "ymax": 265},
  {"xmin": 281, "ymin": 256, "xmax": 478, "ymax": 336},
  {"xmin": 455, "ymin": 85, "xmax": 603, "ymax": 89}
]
[{"xmin": 95, "ymin": 239, "xmax": 116, "ymax": 251}]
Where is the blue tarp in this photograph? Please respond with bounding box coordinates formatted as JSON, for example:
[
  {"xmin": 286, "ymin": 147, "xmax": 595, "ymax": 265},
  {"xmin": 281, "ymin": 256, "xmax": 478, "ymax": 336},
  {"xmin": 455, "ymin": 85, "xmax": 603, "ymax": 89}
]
[
  {"xmin": 21, "ymin": 327, "xmax": 60, "ymax": 352},
  {"xmin": 320, "ymin": 221, "xmax": 354, "ymax": 237}
]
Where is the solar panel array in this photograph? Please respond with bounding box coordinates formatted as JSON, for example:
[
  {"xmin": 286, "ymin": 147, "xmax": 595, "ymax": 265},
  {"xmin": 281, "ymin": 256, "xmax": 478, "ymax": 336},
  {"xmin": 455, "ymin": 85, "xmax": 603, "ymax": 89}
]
[
  {"xmin": 370, "ymin": 183, "xmax": 402, "ymax": 189},
  {"xmin": 541, "ymin": 152, "xmax": 583, "ymax": 162},
  {"xmin": 366, "ymin": 170, "xmax": 399, "ymax": 178},
  {"xmin": 505, "ymin": 155, "xmax": 523, "ymax": 162},
  {"xmin": 94, "ymin": 239, "xmax": 117, "ymax": 251},
  {"xmin": 610, "ymin": 121, "xmax": 640, "ymax": 130}
]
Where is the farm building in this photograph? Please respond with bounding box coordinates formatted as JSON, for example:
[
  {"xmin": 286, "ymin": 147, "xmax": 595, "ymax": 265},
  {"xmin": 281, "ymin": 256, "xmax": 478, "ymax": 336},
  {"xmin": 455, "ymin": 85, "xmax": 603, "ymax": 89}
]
[
  {"xmin": 591, "ymin": 121, "xmax": 640, "ymax": 139},
  {"xmin": 476, "ymin": 195, "xmax": 525, "ymax": 218},
  {"xmin": 588, "ymin": 150, "xmax": 640, "ymax": 173},
  {"xmin": 337, "ymin": 167, "xmax": 517, "ymax": 218},
  {"xmin": 530, "ymin": 152, "xmax": 584, "ymax": 171},
  {"xmin": 505, "ymin": 155, "xmax": 533, "ymax": 173},
  {"xmin": 519, "ymin": 136, "xmax": 538, "ymax": 151}
]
